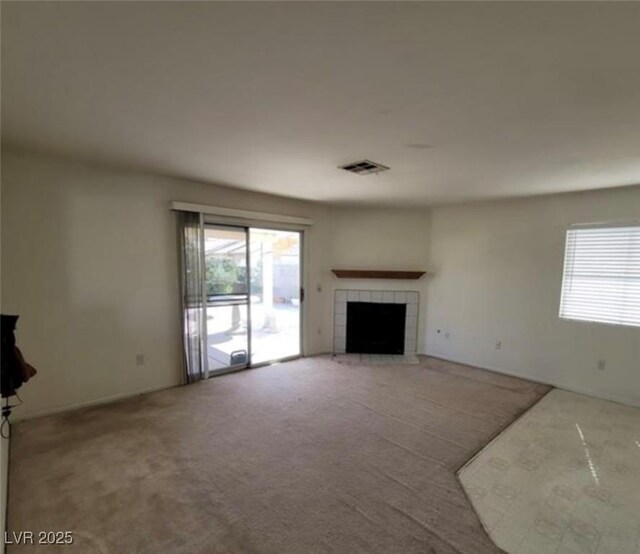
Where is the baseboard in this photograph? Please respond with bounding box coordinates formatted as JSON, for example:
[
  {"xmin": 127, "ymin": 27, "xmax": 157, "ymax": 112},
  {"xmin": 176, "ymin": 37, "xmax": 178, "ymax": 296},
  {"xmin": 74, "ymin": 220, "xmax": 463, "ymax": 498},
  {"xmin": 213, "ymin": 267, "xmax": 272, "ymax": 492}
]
[
  {"xmin": 14, "ymin": 354, "xmax": 638, "ymax": 421},
  {"xmin": 12, "ymin": 382, "xmax": 180, "ymax": 422},
  {"xmin": 12, "ymin": 357, "xmax": 331, "ymax": 422},
  {"xmin": 424, "ymin": 352, "xmax": 640, "ymax": 408}
]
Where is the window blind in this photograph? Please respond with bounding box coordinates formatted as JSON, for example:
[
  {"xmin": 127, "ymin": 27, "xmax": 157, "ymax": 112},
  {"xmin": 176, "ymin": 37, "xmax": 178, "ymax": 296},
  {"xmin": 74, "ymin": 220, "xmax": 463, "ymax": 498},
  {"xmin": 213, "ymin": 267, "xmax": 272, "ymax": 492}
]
[{"xmin": 559, "ymin": 223, "xmax": 640, "ymax": 327}]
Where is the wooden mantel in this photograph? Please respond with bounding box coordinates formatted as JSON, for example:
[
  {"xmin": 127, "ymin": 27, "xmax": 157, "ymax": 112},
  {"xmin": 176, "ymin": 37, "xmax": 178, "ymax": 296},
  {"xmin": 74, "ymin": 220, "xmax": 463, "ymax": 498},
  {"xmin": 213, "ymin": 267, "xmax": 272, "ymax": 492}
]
[{"xmin": 331, "ymin": 269, "xmax": 426, "ymax": 280}]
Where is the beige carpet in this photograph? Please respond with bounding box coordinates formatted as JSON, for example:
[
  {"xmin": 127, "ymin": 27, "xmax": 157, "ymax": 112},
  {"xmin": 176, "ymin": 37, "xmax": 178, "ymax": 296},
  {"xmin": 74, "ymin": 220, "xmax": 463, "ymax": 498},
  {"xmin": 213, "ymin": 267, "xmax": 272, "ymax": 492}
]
[{"xmin": 8, "ymin": 356, "xmax": 550, "ymax": 554}]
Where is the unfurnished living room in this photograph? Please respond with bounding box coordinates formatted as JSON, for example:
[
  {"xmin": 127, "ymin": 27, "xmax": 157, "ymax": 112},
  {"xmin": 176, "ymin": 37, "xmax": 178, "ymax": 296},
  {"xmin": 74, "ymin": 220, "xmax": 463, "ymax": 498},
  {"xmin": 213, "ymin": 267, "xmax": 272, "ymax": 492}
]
[{"xmin": 1, "ymin": 2, "xmax": 639, "ymax": 554}]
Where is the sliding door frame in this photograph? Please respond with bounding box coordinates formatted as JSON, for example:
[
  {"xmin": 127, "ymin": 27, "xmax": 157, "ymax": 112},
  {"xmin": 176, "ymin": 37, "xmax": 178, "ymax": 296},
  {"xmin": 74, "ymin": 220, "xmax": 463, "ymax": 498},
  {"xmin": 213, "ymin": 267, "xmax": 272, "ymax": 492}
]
[
  {"xmin": 248, "ymin": 225, "xmax": 304, "ymax": 369},
  {"xmin": 202, "ymin": 222, "xmax": 252, "ymax": 377},
  {"xmin": 202, "ymin": 214, "xmax": 306, "ymax": 371}
]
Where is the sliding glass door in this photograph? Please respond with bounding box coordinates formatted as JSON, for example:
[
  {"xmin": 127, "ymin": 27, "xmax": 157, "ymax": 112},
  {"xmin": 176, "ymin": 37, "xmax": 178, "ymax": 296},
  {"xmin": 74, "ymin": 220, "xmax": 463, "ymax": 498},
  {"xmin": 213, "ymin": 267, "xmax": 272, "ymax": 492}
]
[
  {"xmin": 203, "ymin": 223, "xmax": 302, "ymax": 373},
  {"xmin": 204, "ymin": 225, "xmax": 250, "ymax": 374},
  {"xmin": 249, "ymin": 228, "xmax": 301, "ymax": 365}
]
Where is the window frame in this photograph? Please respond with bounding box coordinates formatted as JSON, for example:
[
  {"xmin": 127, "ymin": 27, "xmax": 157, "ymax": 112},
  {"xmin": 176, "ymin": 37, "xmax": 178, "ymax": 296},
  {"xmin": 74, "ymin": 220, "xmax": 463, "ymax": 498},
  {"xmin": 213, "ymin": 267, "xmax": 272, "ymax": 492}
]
[{"xmin": 558, "ymin": 220, "xmax": 640, "ymax": 329}]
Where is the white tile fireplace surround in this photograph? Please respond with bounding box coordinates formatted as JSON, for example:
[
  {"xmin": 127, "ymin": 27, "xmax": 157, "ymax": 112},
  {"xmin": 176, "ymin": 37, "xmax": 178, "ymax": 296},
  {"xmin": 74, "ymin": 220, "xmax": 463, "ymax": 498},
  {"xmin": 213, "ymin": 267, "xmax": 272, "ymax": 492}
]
[{"xmin": 333, "ymin": 290, "xmax": 419, "ymax": 355}]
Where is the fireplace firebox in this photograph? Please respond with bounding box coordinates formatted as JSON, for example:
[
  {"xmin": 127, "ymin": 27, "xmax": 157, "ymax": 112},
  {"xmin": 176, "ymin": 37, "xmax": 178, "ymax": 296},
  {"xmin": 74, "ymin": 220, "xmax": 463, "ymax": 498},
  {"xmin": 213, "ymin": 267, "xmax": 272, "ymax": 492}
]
[{"xmin": 346, "ymin": 302, "xmax": 406, "ymax": 354}]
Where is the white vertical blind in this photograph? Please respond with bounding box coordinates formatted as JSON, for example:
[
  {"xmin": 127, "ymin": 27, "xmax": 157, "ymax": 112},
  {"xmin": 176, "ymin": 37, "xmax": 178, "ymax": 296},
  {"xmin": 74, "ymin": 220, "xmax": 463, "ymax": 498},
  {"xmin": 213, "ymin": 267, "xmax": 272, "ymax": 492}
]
[{"xmin": 559, "ymin": 223, "xmax": 640, "ymax": 327}]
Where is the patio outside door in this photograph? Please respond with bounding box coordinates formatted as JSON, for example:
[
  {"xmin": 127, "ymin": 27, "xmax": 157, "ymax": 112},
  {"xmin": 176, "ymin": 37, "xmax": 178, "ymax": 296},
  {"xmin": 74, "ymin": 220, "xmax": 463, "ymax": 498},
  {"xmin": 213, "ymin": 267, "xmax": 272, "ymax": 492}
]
[
  {"xmin": 249, "ymin": 228, "xmax": 301, "ymax": 365},
  {"xmin": 204, "ymin": 223, "xmax": 302, "ymax": 374}
]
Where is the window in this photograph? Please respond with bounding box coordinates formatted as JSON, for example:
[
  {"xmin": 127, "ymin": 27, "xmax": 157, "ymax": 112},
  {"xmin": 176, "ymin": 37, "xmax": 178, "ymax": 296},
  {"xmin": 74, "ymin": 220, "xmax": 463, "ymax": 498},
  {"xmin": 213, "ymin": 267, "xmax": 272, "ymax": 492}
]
[{"xmin": 559, "ymin": 223, "xmax": 640, "ymax": 327}]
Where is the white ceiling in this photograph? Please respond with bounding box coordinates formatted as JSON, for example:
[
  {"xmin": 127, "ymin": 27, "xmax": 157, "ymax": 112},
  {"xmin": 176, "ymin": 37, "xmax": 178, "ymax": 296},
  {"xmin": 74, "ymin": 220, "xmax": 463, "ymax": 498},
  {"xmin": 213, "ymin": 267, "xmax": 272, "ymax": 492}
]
[{"xmin": 2, "ymin": 2, "xmax": 640, "ymax": 206}]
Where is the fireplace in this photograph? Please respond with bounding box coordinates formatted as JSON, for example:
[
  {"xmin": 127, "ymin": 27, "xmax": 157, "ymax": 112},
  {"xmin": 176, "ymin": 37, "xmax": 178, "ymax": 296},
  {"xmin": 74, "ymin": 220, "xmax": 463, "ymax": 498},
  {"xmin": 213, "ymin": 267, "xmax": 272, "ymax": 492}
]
[
  {"xmin": 333, "ymin": 290, "xmax": 419, "ymax": 355},
  {"xmin": 346, "ymin": 302, "xmax": 406, "ymax": 354}
]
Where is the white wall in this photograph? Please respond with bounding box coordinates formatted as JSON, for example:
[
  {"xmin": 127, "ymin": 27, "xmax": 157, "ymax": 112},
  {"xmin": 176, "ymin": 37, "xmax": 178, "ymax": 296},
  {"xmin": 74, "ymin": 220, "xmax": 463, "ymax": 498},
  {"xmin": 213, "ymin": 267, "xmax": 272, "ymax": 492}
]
[
  {"xmin": 0, "ymin": 150, "xmax": 334, "ymax": 419},
  {"xmin": 328, "ymin": 207, "xmax": 431, "ymax": 353},
  {"xmin": 3, "ymin": 149, "xmax": 638, "ymax": 418},
  {"xmin": 1, "ymin": 150, "xmax": 434, "ymax": 419},
  {"xmin": 426, "ymin": 187, "xmax": 640, "ymax": 406}
]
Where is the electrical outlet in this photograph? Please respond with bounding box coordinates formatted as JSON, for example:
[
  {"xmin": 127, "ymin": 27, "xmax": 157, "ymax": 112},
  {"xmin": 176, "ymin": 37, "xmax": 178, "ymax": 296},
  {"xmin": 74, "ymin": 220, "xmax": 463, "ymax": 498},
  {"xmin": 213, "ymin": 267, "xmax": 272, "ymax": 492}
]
[
  {"xmin": 597, "ymin": 360, "xmax": 606, "ymax": 371},
  {"xmin": 445, "ymin": 332, "xmax": 450, "ymax": 340},
  {"xmin": 495, "ymin": 340, "xmax": 502, "ymax": 350},
  {"xmin": 136, "ymin": 354, "xmax": 145, "ymax": 366}
]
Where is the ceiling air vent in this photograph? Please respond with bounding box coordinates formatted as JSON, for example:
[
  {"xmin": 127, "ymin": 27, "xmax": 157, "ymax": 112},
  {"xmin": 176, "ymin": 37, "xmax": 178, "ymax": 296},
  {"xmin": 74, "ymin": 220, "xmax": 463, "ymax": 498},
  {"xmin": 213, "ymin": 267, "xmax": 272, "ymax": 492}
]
[{"xmin": 339, "ymin": 159, "xmax": 390, "ymax": 175}]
